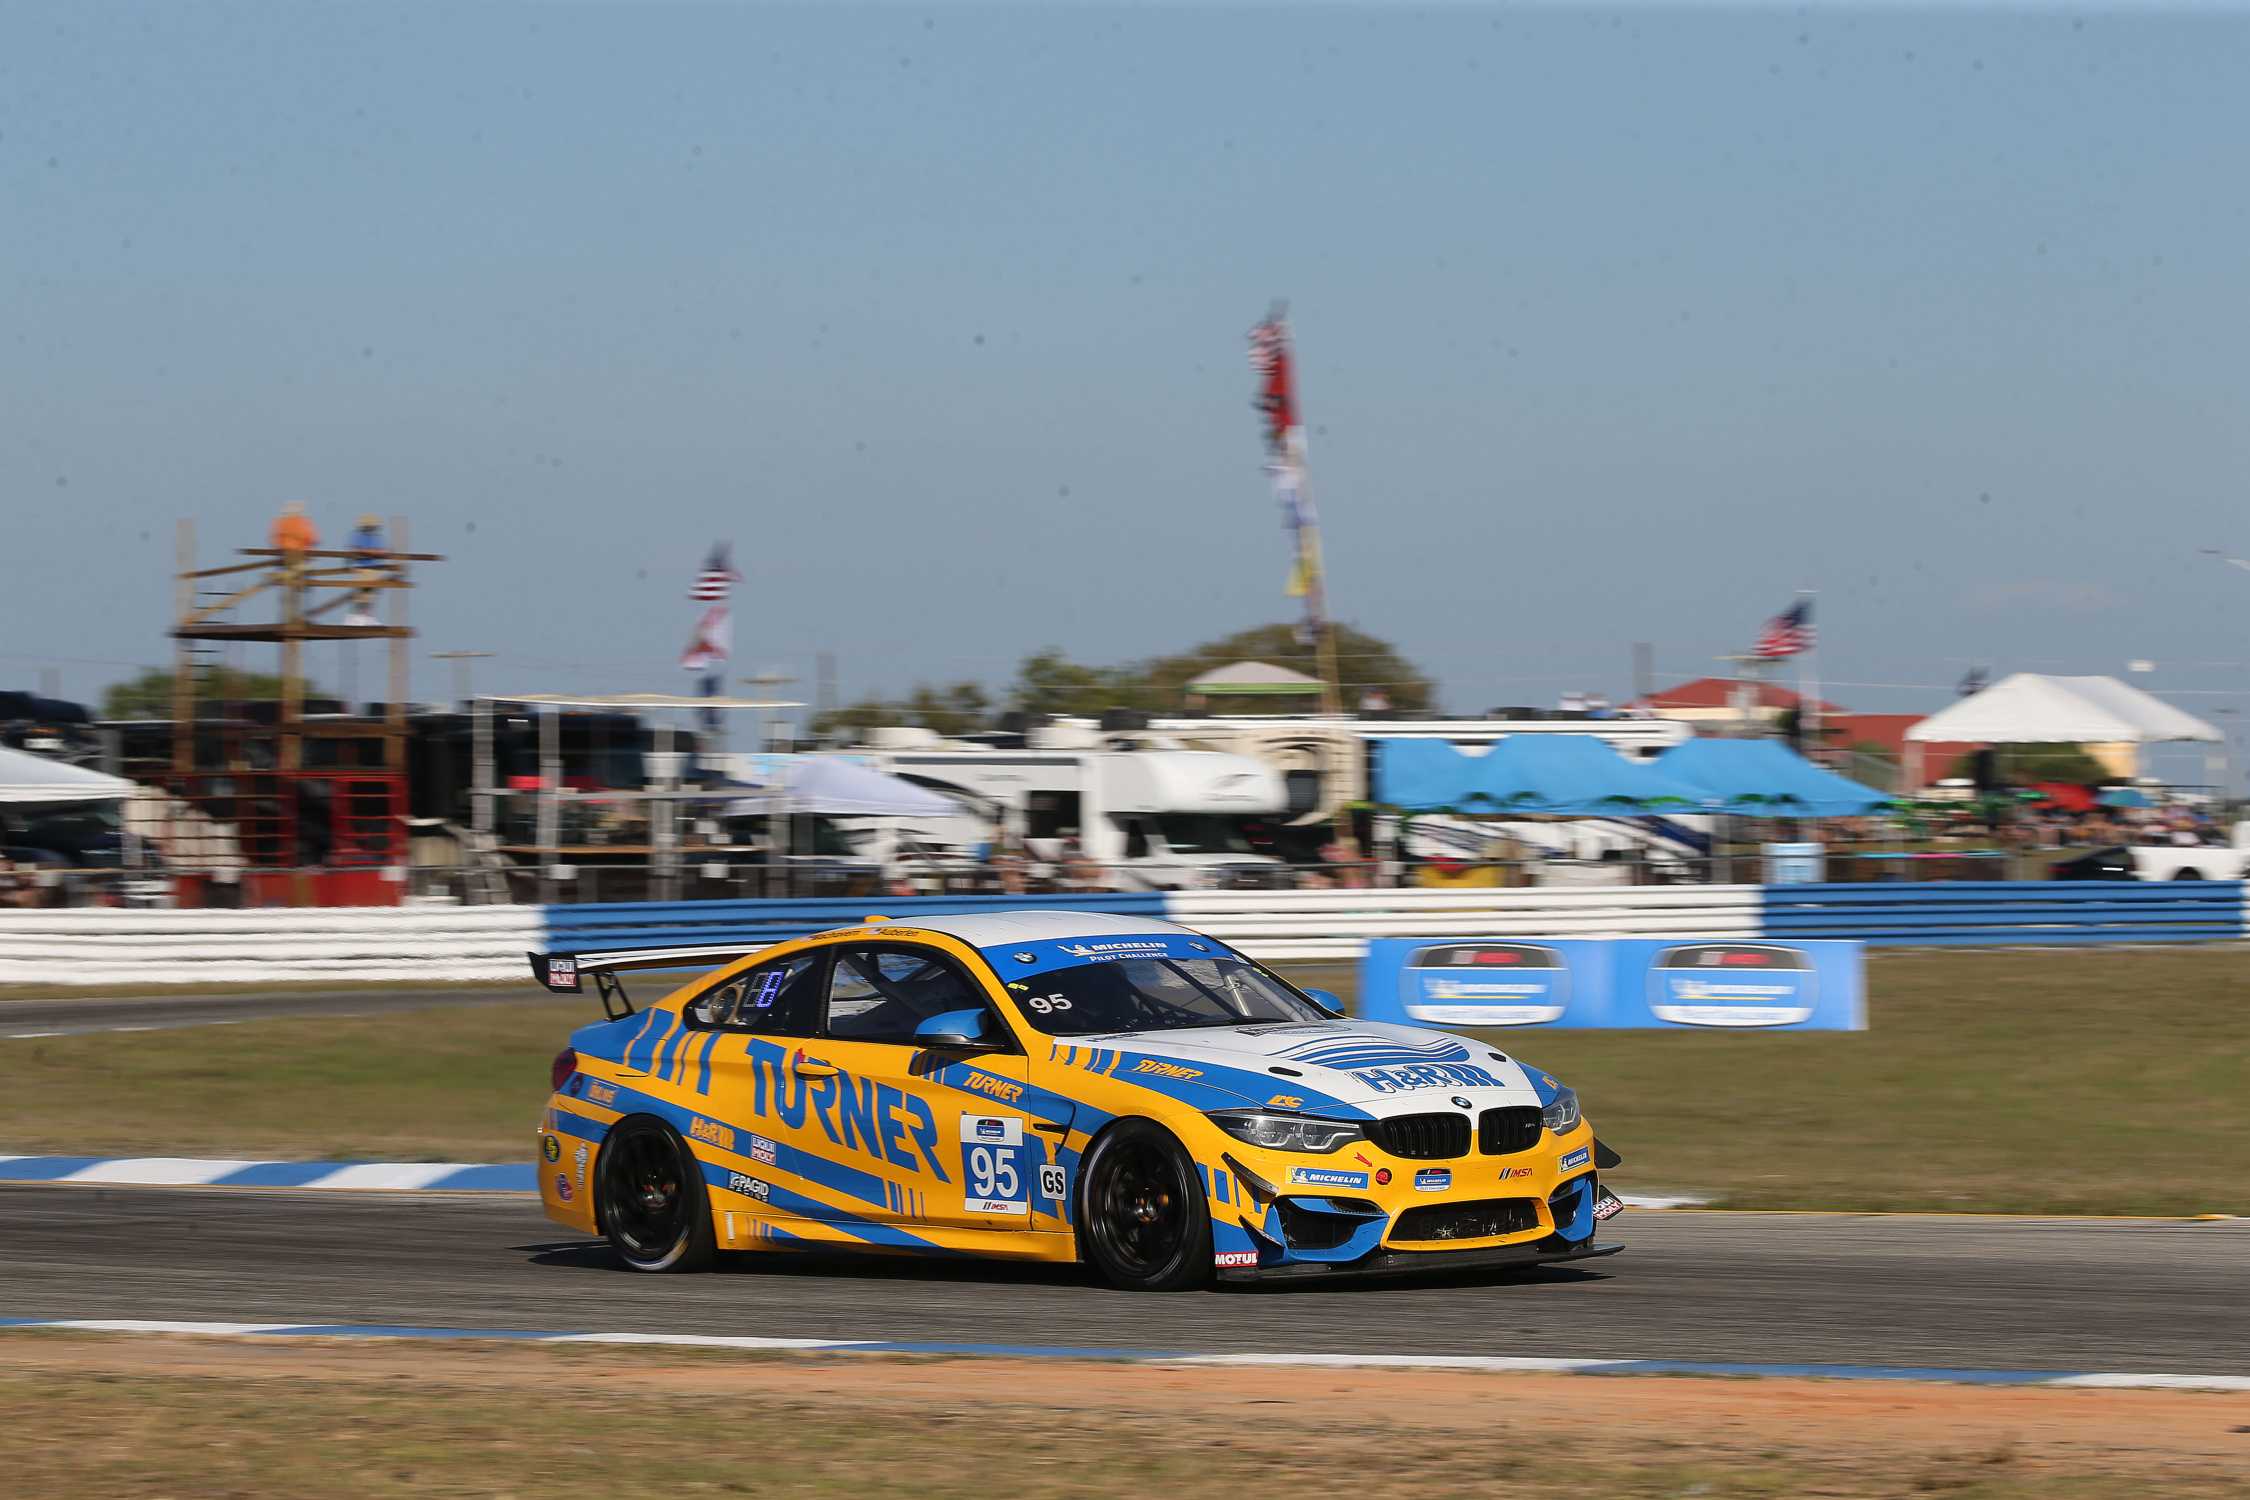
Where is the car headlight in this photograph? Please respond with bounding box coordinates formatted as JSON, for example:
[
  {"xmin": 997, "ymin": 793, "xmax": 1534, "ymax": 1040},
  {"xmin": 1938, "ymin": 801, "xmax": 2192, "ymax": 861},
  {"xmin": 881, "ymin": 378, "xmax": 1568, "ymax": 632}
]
[
  {"xmin": 1207, "ymin": 1110, "xmax": 1365, "ymax": 1153},
  {"xmin": 1542, "ymin": 1087, "xmax": 1581, "ymax": 1134}
]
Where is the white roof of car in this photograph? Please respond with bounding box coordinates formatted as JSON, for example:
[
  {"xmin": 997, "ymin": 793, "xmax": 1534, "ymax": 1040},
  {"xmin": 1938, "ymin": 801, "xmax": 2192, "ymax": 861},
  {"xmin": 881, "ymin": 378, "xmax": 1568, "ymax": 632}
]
[{"xmin": 879, "ymin": 909, "xmax": 1191, "ymax": 947}]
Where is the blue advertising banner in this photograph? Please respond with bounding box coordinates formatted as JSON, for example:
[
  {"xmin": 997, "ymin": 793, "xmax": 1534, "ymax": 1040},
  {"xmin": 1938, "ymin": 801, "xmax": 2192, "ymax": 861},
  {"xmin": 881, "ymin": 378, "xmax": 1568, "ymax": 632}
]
[
  {"xmin": 1358, "ymin": 937, "xmax": 1864, "ymax": 1031},
  {"xmin": 1368, "ymin": 939, "xmax": 1614, "ymax": 1029},
  {"xmin": 1606, "ymin": 938, "xmax": 1864, "ymax": 1030}
]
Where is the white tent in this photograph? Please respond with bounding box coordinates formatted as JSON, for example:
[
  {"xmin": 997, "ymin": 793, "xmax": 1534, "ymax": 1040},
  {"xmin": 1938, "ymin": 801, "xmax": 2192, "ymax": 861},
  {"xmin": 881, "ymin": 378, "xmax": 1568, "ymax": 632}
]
[
  {"xmin": 1186, "ymin": 660, "xmax": 1324, "ymax": 697},
  {"xmin": 0, "ymin": 746, "xmax": 137, "ymax": 805},
  {"xmin": 1906, "ymin": 674, "xmax": 2220, "ymax": 747}
]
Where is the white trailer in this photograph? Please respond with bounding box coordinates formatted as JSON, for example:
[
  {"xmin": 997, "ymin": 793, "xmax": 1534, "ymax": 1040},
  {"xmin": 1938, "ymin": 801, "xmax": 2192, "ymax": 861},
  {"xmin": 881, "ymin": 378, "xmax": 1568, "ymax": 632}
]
[{"xmin": 854, "ymin": 724, "xmax": 1291, "ymax": 890}]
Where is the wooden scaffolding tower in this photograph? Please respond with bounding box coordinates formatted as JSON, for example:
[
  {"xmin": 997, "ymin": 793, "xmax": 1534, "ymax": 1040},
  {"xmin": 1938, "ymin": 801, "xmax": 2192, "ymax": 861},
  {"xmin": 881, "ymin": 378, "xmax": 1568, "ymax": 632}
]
[{"xmin": 166, "ymin": 518, "xmax": 444, "ymax": 901}]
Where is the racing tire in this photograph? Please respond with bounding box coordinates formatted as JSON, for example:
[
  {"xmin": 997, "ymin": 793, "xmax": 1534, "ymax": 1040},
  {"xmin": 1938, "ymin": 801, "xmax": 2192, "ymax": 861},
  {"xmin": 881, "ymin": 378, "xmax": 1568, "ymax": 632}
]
[
  {"xmin": 1077, "ymin": 1120, "xmax": 1212, "ymax": 1292},
  {"xmin": 596, "ymin": 1115, "xmax": 717, "ymax": 1273}
]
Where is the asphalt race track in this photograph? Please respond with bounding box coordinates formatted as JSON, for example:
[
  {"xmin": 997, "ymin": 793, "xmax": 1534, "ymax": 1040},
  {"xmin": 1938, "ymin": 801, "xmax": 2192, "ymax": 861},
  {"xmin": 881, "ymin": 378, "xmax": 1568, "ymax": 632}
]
[{"xmin": 4, "ymin": 1185, "xmax": 2244, "ymax": 1373}]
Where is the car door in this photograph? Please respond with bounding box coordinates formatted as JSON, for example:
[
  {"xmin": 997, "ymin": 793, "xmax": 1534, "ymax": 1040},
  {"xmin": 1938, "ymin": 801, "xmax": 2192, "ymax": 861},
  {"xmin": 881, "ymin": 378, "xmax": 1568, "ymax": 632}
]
[
  {"xmin": 671, "ymin": 948, "xmax": 833, "ymax": 1230},
  {"xmin": 811, "ymin": 942, "xmax": 1037, "ymax": 1230}
]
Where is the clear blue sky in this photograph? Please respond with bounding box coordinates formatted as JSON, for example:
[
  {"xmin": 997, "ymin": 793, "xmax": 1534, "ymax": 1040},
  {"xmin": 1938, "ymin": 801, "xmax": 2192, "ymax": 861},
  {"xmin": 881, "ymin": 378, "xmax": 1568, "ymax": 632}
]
[{"xmin": 7, "ymin": 2, "xmax": 2250, "ymax": 756}]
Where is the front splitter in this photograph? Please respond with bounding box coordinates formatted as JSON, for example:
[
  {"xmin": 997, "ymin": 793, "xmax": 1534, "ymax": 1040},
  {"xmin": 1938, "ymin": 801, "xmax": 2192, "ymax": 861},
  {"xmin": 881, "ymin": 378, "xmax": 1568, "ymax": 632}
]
[{"xmin": 1217, "ymin": 1238, "xmax": 1623, "ymax": 1284}]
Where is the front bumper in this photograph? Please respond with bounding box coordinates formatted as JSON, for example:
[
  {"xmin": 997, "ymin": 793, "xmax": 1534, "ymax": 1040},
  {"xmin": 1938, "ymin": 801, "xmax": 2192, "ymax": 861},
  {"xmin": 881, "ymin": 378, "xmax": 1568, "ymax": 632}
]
[{"xmin": 1206, "ymin": 1123, "xmax": 1619, "ymax": 1276}]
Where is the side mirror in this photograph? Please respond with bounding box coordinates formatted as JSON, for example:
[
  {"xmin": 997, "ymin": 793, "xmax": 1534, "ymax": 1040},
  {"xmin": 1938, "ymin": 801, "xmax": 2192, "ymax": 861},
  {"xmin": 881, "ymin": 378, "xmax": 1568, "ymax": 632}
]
[
  {"xmin": 914, "ymin": 1008, "xmax": 992, "ymax": 1049},
  {"xmin": 1303, "ymin": 987, "xmax": 1344, "ymax": 1016}
]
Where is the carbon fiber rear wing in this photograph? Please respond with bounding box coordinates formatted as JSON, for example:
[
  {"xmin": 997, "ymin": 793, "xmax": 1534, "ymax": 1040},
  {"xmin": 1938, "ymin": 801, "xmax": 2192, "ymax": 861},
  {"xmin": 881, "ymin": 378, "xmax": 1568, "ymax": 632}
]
[{"xmin": 527, "ymin": 946, "xmax": 762, "ymax": 1019}]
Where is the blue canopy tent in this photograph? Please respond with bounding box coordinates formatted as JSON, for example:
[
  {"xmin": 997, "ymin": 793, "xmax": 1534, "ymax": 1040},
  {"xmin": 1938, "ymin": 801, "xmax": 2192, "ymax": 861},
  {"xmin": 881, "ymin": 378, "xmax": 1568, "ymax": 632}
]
[
  {"xmin": 1373, "ymin": 735, "xmax": 1709, "ymax": 814},
  {"xmin": 1653, "ymin": 739, "xmax": 1891, "ymax": 817}
]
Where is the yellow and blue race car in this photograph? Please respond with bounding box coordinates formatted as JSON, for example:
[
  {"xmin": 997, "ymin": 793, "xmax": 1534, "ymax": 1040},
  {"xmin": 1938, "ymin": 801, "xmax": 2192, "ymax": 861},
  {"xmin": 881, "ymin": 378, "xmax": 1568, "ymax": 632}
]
[{"xmin": 531, "ymin": 910, "xmax": 1624, "ymax": 1289}]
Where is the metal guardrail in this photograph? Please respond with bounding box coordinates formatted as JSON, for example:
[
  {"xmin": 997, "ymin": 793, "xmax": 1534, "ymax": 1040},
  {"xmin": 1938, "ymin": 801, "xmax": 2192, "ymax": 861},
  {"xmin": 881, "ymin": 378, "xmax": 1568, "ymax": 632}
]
[
  {"xmin": 0, "ymin": 904, "xmax": 543, "ymax": 986},
  {"xmin": 1763, "ymin": 881, "xmax": 2249, "ymax": 945},
  {"xmin": 4, "ymin": 880, "xmax": 2241, "ymax": 987}
]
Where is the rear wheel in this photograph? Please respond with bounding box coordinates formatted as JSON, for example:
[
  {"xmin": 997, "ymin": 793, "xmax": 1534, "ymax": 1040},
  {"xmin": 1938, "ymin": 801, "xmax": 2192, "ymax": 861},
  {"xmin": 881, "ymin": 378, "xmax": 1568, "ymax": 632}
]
[
  {"xmin": 1078, "ymin": 1120, "xmax": 1211, "ymax": 1292},
  {"xmin": 596, "ymin": 1116, "xmax": 716, "ymax": 1273}
]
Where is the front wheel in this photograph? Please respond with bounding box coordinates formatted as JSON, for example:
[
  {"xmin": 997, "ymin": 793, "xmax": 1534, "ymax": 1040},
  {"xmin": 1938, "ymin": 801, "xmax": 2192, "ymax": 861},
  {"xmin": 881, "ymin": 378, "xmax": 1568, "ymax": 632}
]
[
  {"xmin": 1078, "ymin": 1120, "xmax": 1212, "ymax": 1291},
  {"xmin": 596, "ymin": 1116, "xmax": 716, "ymax": 1273}
]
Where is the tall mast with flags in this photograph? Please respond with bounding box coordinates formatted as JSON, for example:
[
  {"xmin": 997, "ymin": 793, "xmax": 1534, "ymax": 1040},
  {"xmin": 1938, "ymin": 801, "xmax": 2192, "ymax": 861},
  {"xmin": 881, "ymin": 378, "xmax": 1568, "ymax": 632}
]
[
  {"xmin": 1751, "ymin": 593, "xmax": 1818, "ymax": 752},
  {"xmin": 680, "ymin": 541, "xmax": 741, "ymax": 736},
  {"xmin": 1248, "ymin": 303, "xmax": 1342, "ymax": 715}
]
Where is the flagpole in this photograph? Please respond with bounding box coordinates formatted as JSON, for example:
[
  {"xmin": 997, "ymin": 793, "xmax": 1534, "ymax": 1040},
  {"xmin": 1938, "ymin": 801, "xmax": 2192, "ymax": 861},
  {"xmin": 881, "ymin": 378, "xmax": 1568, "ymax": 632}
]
[
  {"xmin": 1251, "ymin": 302, "xmax": 1342, "ymax": 717},
  {"xmin": 1296, "ymin": 467, "xmax": 1342, "ymax": 717},
  {"xmin": 1799, "ymin": 589, "xmax": 1819, "ymax": 760}
]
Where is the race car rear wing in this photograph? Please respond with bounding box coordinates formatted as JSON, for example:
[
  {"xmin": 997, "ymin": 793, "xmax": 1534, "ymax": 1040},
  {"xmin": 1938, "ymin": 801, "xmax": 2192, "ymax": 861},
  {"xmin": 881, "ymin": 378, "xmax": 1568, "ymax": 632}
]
[{"xmin": 527, "ymin": 946, "xmax": 762, "ymax": 1019}]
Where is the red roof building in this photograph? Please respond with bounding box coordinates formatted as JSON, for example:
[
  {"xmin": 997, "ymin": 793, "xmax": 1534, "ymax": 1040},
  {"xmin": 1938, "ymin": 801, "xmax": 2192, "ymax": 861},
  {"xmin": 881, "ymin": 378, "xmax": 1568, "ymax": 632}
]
[
  {"xmin": 1634, "ymin": 677, "xmax": 1842, "ymax": 715},
  {"xmin": 1820, "ymin": 712, "xmax": 1987, "ymax": 779}
]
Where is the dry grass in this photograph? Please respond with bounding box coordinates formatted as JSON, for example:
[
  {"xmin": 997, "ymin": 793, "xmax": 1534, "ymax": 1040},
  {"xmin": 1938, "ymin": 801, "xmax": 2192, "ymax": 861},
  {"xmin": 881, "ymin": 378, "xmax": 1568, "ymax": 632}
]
[{"xmin": 2, "ymin": 1334, "xmax": 2245, "ymax": 1499}]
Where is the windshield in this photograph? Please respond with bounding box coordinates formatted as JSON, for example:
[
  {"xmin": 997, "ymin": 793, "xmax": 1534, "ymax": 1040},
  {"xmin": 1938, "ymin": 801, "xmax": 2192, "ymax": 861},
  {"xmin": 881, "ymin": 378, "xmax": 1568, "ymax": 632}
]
[{"xmin": 1006, "ymin": 956, "xmax": 1329, "ymax": 1036}]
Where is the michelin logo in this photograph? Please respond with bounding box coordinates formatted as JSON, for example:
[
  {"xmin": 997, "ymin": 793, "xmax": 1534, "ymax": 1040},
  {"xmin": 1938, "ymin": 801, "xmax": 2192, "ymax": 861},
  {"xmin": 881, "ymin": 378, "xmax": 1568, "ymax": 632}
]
[{"xmin": 1058, "ymin": 940, "xmax": 1170, "ymax": 960}]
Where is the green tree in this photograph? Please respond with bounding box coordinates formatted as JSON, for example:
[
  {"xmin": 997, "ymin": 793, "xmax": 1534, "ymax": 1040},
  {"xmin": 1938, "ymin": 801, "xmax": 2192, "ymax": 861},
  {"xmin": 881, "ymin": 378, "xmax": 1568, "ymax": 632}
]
[
  {"xmin": 903, "ymin": 681, "xmax": 992, "ymax": 738},
  {"xmin": 817, "ymin": 623, "xmax": 1440, "ymax": 742},
  {"xmin": 1948, "ymin": 743, "xmax": 2111, "ymax": 786},
  {"xmin": 102, "ymin": 666, "xmax": 318, "ymax": 719},
  {"xmin": 1008, "ymin": 648, "xmax": 1156, "ymax": 720},
  {"xmin": 811, "ymin": 681, "xmax": 992, "ymax": 741},
  {"xmin": 1008, "ymin": 625, "xmax": 1436, "ymax": 720}
]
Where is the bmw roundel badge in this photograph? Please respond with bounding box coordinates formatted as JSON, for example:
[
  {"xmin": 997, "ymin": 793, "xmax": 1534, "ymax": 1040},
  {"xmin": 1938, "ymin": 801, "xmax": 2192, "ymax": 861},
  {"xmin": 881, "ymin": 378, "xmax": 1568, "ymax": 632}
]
[
  {"xmin": 1012, "ymin": 952, "xmax": 1035, "ymax": 964},
  {"xmin": 1450, "ymin": 1096, "xmax": 1474, "ymax": 1110}
]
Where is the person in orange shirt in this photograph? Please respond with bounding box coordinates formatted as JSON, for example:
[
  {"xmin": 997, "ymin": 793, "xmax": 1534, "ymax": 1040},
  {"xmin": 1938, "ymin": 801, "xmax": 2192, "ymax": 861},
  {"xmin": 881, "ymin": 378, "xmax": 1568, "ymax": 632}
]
[{"xmin": 269, "ymin": 501, "xmax": 319, "ymax": 555}]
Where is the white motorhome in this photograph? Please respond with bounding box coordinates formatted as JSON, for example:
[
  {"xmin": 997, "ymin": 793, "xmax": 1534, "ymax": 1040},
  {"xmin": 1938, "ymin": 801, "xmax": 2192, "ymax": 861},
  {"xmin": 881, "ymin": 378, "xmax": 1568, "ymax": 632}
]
[{"xmin": 853, "ymin": 723, "xmax": 1291, "ymax": 890}]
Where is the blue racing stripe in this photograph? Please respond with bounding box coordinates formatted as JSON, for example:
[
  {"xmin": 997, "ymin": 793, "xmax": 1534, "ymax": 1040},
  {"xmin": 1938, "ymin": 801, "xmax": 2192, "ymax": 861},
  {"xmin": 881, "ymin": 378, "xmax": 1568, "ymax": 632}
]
[
  {"xmin": 695, "ymin": 1159, "xmax": 954, "ymax": 1255},
  {"xmin": 649, "ymin": 1016, "xmax": 686, "ymax": 1082},
  {"xmin": 594, "ymin": 1079, "xmax": 893, "ymax": 1213},
  {"xmin": 620, "ymin": 1009, "xmax": 663, "ymax": 1072},
  {"xmin": 548, "ymin": 1108, "xmax": 611, "ymax": 1144}
]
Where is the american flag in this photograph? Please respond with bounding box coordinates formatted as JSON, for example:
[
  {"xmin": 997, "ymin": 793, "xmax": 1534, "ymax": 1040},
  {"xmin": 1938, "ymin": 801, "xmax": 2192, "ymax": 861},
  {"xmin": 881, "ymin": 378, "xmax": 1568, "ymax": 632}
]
[
  {"xmin": 689, "ymin": 541, "xmax": 739, "ymax": 602},
  {"xmin": 1752, "ymin": 598, "xmax": 1815, "ymax": 659}
]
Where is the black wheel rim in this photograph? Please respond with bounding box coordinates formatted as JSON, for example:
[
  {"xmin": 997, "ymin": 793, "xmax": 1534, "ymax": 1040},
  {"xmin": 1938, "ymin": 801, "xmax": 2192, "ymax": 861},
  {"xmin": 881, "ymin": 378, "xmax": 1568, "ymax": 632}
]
[
  {"xmin": 1088, "ymin": 1137, "xmax": 1191, "ymax": 1278},
  {"xmin": 605, "ymin": 1126, "xmax": 688, "ymax": 1260}
]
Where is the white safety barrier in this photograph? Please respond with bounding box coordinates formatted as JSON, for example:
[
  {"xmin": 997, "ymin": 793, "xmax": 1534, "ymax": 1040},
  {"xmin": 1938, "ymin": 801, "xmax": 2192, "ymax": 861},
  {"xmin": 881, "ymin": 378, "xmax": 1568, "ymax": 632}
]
[
  {"xmin": 1167, "ymin": 886, "xmax": 1765, "ymax": 961},
  {"xmin": 0, "ymin": 887, "xmax": 1764, "ymax": 986},
  {"xmin": 0, "ymin": 905, "xmax": 544, "ymax": 986}
]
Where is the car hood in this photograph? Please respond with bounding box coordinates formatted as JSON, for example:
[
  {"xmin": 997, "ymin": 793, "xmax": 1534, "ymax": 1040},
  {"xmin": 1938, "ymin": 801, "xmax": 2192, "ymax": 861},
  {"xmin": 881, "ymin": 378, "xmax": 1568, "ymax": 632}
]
[{"xmin": 1081, "ymin": 1018, "xmax": 1545, "ymax": 1115}]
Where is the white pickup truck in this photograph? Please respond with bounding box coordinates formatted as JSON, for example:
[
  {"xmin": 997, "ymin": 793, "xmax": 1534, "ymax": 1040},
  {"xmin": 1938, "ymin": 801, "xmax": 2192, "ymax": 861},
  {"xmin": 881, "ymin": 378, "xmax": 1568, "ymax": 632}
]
[
  {"xmin": 2124, "ymin": 830, "xmax": 2249, "ymax": 882},
  {"xmin": 2056, "ymin": 822, "xmax": 2250, "ymax": 881}
]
